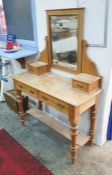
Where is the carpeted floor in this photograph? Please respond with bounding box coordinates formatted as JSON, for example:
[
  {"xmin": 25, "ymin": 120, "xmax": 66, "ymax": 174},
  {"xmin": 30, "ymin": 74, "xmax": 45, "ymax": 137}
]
[
  {"xmin": 0, "ymin": 129, "xmax": 53, "ymax": 175},
  {"xmin": 0, "ymin": 102, "xmax": 112, "ymax": 175}
]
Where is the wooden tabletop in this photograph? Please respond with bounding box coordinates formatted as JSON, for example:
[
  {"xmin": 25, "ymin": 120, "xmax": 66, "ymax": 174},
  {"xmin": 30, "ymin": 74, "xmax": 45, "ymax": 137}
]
[{"xmin": 12, "ymin": 72, "xmax": 101, "ymax": 106}]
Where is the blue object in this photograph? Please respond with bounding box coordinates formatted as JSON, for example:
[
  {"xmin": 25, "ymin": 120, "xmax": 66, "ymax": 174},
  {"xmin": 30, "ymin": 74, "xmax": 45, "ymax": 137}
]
[
  {"xmin": 0, "ymin": 61, "xmax": 10, "ymax": 67},
  {"xmin": 7, "ymin": 34, "xmax": 15, "ymax": 42},
  {"xmin": 107, "ymin": 101, "xmax": 112, "ymax": 140},
  {"xmin": 0, "ymin": 47, "xmax": 37, "ymax": 60},
  {"xmin": 0, "ymin": 77, "xmax": 8, "ymax": 82}
]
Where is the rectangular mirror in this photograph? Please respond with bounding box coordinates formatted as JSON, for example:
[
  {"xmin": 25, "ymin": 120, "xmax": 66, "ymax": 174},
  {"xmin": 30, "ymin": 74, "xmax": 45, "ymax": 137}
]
[{"xmin": 46, "ymin": 8, "xmax": 84, "ymax": 73}]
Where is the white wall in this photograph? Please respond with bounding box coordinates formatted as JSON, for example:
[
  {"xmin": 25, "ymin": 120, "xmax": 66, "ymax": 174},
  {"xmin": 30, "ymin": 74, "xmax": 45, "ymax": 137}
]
[
  {"xmin": 85, "ymin": 0, "xmax": 112, "ymax": 145},
  {"xmin": 34, "ymin": 0, "xmax": 112, "ymax": 145},
  {"xmin": 35, "ymin": 0, "xmax": 77, "ymax": 51}
]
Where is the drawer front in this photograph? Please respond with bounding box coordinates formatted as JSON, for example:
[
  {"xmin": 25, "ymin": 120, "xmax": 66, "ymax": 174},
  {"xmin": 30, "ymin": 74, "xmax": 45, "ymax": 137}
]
[
  {"xmin": 28, "ymin": 66, "xmax": 37, "ymax": 74},
  {"xmin": 16, "ymin": 82, "xmax": 26, "ymax": 91},
  {"xmin": 28, "ymin": 65, "xmax": 48, "ymax": 75},
  {"xmin": 16, "ymin": 82, "xmax": 38, "ymax": 98},
  {"xmin": 39, "ymin": 92, "xmax": 69, "ymax": 114},
  {"xmin": 72, "ymin": 80, "xmax": 88, "ymax": 92},
  {"xmin": 26, "ymin": 86, "xmax": 38, "ymax": 98},
  {"xmin": 39, "ymin": 66, "xmax": 48, "ymax": 74}
]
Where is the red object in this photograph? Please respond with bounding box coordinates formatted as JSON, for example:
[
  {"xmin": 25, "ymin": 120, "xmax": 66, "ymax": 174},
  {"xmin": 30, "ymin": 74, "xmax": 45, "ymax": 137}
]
[
  {"xmin": 6, "ymin": 41, "xmax": 13, "ymax": 50},
  {"xmin": 13, "ymin": 43, "xmax": 21, "ymax": 47},
  {"xmin": 0, "ymin": 129, "xmax": 53, "ymax": 175}
]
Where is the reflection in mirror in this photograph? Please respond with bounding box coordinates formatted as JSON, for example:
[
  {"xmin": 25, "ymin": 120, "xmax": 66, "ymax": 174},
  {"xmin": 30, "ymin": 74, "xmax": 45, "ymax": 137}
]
[{"xmin": 51, "ymin": 15, "xmax": 78, "ymax": 70}]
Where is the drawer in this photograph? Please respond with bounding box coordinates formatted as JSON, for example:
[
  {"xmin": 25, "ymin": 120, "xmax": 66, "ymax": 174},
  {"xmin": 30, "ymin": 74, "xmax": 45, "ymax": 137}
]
[
  {"xmin": 72, "ymin": 73, "xmax": 101, "ymax": 93},
  {"xmin": 39, "ymin": 92, "xmax": 69, "ymax": 114},
  {"xmin": 72, "ymin": 81, "xmax": 88, "ymax": 92},
  {"xmin": 28, "ymin": 61, "xmax": 49, "ymax": 75},
  {"xmin": 29, "ymin": 65, "xmax": 49, "ymax": 75},
  {"xmin": 26, "ymin": 86, "xmax": 38, "ymax": 98},
  {"xmin": 16, "ymin": 82, "xmax": 38, "ymax": 98},
  {"xmin": 16, "ymin": 82, "xmax": 26, "ymax": 91}
]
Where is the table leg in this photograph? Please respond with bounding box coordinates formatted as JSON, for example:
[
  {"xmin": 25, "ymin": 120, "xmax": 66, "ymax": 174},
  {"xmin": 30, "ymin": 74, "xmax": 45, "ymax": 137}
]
[
  {"xmin": 16, "ymin": 90, "xmax": 25, "ymax": 126},
  {"xmin": 89, "ymin": 104, "xmax": 97, "ymax": 145},
  {"xmin": 69, "ymin": 107, "xmax": 79, "ymax": 163}
]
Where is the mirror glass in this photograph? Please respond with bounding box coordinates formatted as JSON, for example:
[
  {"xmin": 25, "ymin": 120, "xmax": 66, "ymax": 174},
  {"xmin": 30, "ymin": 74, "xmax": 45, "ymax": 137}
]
[
  {"xmin": 50, "ymin": 15, "xmax": 78, "ymax": 70},
  {"xmin": 47, "ymin": 9, "xmax": 84, "ymax": 73}
]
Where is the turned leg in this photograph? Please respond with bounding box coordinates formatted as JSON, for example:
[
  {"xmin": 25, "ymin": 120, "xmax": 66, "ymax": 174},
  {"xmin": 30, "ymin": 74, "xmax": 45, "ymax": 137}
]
[
  {"xmin": 70, "ymin": 123, "xmax": 78, "ymax": 163},
  {"xmin": 16, "ymin": 90, "xmax": 25, "ymax": 126},
  {"xmin": 89, "ymin": 105, "xmax": 97, "ymax": 145},
  {"xmin": 69, "ymin": 107, "xmax": 79, "ymax": 163}
]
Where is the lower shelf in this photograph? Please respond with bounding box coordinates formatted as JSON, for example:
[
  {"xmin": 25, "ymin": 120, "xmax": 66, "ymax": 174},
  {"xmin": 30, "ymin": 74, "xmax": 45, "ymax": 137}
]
[{"xmin": 26, "ymin": 107, "xmax": 90, "ymax": 147}]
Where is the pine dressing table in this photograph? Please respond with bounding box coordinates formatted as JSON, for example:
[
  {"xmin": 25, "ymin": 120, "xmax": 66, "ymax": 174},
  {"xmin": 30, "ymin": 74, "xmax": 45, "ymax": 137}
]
[{"xmin": 12, "ymin": 8, "xmax": 102, "ymax": 163}]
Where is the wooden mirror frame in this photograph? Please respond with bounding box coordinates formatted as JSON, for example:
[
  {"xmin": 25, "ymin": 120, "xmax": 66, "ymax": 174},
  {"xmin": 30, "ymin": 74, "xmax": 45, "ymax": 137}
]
[{"xmin": 46, "ymin": 8, "xmax": 84, "ymax": 74}]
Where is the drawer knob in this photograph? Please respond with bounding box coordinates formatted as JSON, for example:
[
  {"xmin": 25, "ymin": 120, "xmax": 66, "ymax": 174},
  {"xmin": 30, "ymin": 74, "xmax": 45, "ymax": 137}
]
[
  {"xmin": 77, "ymin": 84, "xmax": 83, "ymax": 88},
  {"xmin": 30, "ymin": 68, "xmax": 34, "ymax": 72},
  {"xmin": 57, "ymin": 103, "xmax": 64, "ymax": 109},
  {"xmin": 18, "ymin": 85, "xmax": 23, "ymax": 89},
  {"xmin": 29, "ymin": 90, "xmax": 34, "ymax": 94},
  {"xmin": 42, "ymin": 96, "xmax": 48, "ymax": 101}
]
